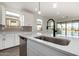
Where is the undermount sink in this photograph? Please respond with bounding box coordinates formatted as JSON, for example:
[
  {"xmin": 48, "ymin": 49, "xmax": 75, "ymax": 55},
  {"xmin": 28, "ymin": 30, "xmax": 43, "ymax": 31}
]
[{"xmin": 35, "ymin": 36, "xmax": 70, "ymax": 46}]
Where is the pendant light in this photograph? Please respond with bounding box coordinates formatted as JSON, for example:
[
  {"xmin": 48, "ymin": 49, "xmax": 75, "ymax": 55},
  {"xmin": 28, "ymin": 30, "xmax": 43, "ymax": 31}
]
[
  {"xmin": 53, "ymin": 3, "xmax": 57, "ymax": 8},
  {"xmin": 38, "ymin": 2, "xmax": 41, "ymax": 15}
]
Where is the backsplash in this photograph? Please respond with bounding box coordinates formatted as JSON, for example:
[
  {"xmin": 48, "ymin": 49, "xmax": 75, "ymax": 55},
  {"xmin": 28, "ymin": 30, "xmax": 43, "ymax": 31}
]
[
  {"xmin": 0, "ymin": 24, "xmax": 5, "ymax": 31},
  {"xmin": 0, "ymin": 25, "xmax": 32, "ymax": 32},
  {"xmin": 22, "ymin": 26, "xmax": 32, "ymax": 32}
]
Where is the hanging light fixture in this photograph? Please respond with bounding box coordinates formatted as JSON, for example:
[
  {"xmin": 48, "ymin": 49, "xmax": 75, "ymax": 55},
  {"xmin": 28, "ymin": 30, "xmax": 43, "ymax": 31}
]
[
  {"xmin": 38, "ymin": 2, "xmax": 41, "ymax": 15},
  {"xmin": 53, "ymin": 3, "xmax": 57, "ymax": 8}
]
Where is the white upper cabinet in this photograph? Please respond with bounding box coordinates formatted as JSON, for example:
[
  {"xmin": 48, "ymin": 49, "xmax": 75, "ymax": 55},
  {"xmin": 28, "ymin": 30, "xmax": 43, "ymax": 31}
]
[
  {"xmin": 23, "ymin": 11, "xmax": 34, "ymax": 26},
  {"xmin": 0, "ymin": 5, "xmax": 6, "ymax": 25},
  {"xmin": 0, "ymin": 6, "xmax": 2, "ymax": 24}
]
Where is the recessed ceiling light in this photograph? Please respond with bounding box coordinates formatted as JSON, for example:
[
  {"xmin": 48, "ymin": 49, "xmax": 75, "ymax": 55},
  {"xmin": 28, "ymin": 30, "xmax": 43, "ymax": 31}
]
[
  {"xmin": 38, "ymin": 11, "xmax": 41, "ymax": 15},
  {"xmin": 53, "ymin": 3, "xmax": 57, "ymax": 8}
]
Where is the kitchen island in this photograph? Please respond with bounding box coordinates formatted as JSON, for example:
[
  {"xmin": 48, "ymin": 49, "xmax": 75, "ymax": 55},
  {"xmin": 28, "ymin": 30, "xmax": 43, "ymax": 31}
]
[{"xmin": 19, "ymin": 33, "xmax": 79, "ymax": 56}]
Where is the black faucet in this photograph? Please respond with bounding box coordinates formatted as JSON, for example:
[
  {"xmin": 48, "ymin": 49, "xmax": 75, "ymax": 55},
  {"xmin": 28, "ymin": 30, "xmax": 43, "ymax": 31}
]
[{"xmin": 46, "ymin": 19, "xmax": 56, "ymax": 37}]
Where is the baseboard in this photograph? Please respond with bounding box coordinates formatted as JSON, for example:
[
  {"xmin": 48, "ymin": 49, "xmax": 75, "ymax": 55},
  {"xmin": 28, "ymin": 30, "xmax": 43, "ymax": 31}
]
[{"xmin": 0, "ymin": 45, "xmax": 20, "ymax": 51}]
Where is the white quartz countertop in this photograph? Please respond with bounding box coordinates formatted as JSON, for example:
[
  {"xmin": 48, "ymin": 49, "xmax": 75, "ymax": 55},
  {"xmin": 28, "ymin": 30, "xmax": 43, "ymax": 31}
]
[{"xmin": 20, "ymin": 33, "xmax": 79, "ymax": 56}]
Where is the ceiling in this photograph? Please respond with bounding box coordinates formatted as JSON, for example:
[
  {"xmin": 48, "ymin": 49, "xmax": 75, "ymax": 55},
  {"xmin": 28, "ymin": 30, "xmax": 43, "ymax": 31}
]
[{"xmin": 1, "ymin": 2, "xmax": 79, "ymax": 20}]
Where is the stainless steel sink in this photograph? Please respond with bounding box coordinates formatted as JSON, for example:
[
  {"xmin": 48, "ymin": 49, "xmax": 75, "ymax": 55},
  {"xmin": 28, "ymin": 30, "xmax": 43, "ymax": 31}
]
[{"xmin": 35, "ymin": 36, "xmax": 70, "ymax": 46}]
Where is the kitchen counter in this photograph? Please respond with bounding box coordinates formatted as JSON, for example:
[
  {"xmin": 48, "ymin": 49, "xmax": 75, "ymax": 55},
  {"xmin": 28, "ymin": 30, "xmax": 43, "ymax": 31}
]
[{"xmin": 19, "ymin": 33, "xmax": 79, "ymax": 56}]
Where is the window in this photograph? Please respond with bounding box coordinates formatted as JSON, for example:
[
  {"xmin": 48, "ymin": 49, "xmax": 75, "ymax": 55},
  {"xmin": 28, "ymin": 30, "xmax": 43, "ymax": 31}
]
[
  {"xmin": 48, "ymin": 20, "xmax": 54, "ymax": 30},
  {"xmin": 61, "ymin": 23, "xmax": 66, "ymax": 36},
  {"xmin": 50, "ymin": 22, "xmax": 54, "ymax": 29},
  {"xmin": 57, "ymin": 23, "xmax": 62, "ymax": 35},
  {"xmin": 67, "ymin": 23, "xmax": 72, "ymax": 37},
  {"xmin": 36, "ymin": 19, "xmax": 42, "ymax": 31},
  {"xmin": 72, "ymin": 22, "xmax": 79, "ymax": 37},
  {"xmin": 57, "ymin": 23, "xmax": 66, "ymax": 36},
  {"xmin": 57, "ymin": 21, "xmax": 79, "ymax": 38}
]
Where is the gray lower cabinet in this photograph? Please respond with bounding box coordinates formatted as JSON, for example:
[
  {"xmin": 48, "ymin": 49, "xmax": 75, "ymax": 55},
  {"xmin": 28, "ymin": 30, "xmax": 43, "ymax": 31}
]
[{"xmin": 27, "ymin": 39, "xmax": 67, "ymax": 56}]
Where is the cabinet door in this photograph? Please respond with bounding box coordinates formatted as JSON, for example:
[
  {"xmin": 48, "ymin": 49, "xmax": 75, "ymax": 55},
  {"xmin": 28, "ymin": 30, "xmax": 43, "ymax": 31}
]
[
  {"xmin": 14, "ymin": 32, "xmax": 20, "ymax": 46},
  {"xmin": 23, "ymin": 12, "xmax": 34, "ymax": 26},
  {"xmin": 0, "ymin": 34, "xmax": 3, "ymax": 50},
  {"xmin": 0, "ymin": 32, "xmax": 5, "ymax": 50},
  {"xmin": 4, "ymin": 32, "xmax": 15, "ymax": 49}
]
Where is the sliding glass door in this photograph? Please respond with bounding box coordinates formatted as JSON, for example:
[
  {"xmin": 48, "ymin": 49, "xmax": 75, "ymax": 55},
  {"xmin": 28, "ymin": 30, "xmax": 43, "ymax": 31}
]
[
  {"xmin": 57, "ymin": 21, "xmax": 79, "ymax": 38},
  {"xmin": 72, "ymin": 22, "xmax": 79, "ymax": 37},
  {"xmin": 57, "ymin": 24, "xmax": 62, "ymax": 34},
  {"xmin": 61, "ymin": 23, "xmax": 65, "ymax": 36},
  {"xmin": 67, "ymin": 23, "xmax": 72, "ymax": 37}
]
